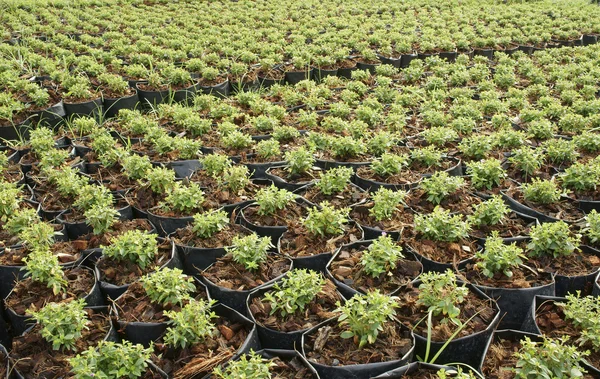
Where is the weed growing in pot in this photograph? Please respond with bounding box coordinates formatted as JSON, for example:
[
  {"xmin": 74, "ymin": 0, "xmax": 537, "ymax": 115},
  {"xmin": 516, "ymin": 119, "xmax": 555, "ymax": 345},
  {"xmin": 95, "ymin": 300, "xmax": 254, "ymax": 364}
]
[
  {"xmin": 371, "ymin": 153, "xmax": 409, "ymax": 177},
  {"xmin": 213, "ymin": 350, "xmax": 274, "ymax": 379},
  {"xmin": 22, "ymin": 247, "xmax": 67, "ymax": 295},
  {"xmin": 414, "ymin": 206, "xmax": 470, "ymax": 242},
  {"xmin": 141, "ymin": 267, "xmax": 196, "ymax": 307},
  {"xmin": 512, "ymin": 336, "xmax": 588, "ymax": 378},
  {"xmin": 30, "ymin": 299, "xmax": 89, "ymax": 351},
  {"xmin": 476, "ymin": 232, "xmax": 526, "ymax": 278},
  {"xmin": 254, "ymin": 185, "xmax": 297, "ymax": 216},
  {"xmin": 226, "ymin": 233, "xmax": 273, "ymax": 271},
  {"xmin": 335, "ymin": 290, "xmax": 398, "ymax": 348},
  {"xmin": 191, "ymin": 209, "xmax": 229, "ymax": 239},
  {"xmin": 468, "ymin": 195, "xmax": 510, "ymax": 227},
  {"xmin": 361, "ymin": 235, "xmax": 404, "ymax": 278},
  {"xmin": 303, "ymin": 202, "xmax": 349, "ymax": 237},
  {"xmin": 521, "ymin": 178, "xmax": 561, "ymax": 204},
  {"xmin": 420, "ymin": 171, "xmax": 465, "ymax": 205},
  {"xmin": 69, "ymin": 340, "xmax": 153, "ymax": 379},
  {"xmin": 527, "ymin": 221, "xmax": 581, "ymax": 258},
  {"xmin": 417, "ymin": 270, "xmax": 468, "ymax": 323},
  {"xmin": 101, "ymin": 230, "xmax": 158, "ymax": 269},
  {"xmin": 369, "ymin": 188, "xmax": 407, "ymax": 221},
  {"xmin": 466, "ymin": 158, "xmax": 507, "ymax": 190},
  {"xmin": 316, "ymin": 166, "xmax": 353, "ymax": 195},
  {"xmin": 264, "ymin": 269, "xmax": 325, "ymax": 317}
]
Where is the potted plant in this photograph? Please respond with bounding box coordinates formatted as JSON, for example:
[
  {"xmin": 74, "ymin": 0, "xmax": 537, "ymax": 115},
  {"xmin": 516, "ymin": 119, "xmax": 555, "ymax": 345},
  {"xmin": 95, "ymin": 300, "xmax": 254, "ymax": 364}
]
[
  {"xmin": 299, "ymin": 166, "xmax": 367, "ymax": 209},
  {"xmin": 98, "ymin": 72, "xmax": 139, "ymax": 119},
  {"xmin": 266, "ymin": 147, "xmax": 318, "ymax": 191},
  {"xmin": 467, "ymin": 195, "xmax": 534, "ymax": 243},
  {"xmin": 247, "ymin": 269, "xmax": 342, "ymax": 350},
  {"xmin": 301, "ymin": 290, "xmax": 414, "ymax": 379},
  {"xmin": 350, "ymin": 188, "xmax": 412, "ymax": 240}
]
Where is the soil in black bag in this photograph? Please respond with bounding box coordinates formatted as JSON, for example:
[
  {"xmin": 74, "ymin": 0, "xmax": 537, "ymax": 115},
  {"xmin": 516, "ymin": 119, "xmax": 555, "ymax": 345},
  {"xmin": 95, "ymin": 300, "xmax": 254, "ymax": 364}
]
[
  {"xmin": 280, "ymin": 223, "xmax": 362, "ymax": 258},
  {"xmin": 10, "ymin": 311, "xmax": 111, "ymax": 378},
  {"xmin": 5, "ymin": 266, "xmax": 95, "ymax": 315},
  {"xmin": 302, "ymin": 184, "xmax": 367, "ymax": 209},
  {"xmin": 249, "ymin": 279, "xmax": 341, "ymax": 333},
  {"xmin": 173, "ymin": 223, "xmax": 250, "ymax": 249},
  {"xmin": 304, "ymin": 321, "xmax": 412, "ymax": 367},
  {"xmin": 535, "ymin": 300, "xmax": 600, "ymax": 370},
  {"xmin": 243, "ymin": 202, "xmax": 308, "ymax": 228},
  {"xmin": 202, "ymin": 254, "xmax": 290, "ymax": 291},
  {"xmin": 152, "ymin": 316, "xmax": 250, "ymax": 378}
]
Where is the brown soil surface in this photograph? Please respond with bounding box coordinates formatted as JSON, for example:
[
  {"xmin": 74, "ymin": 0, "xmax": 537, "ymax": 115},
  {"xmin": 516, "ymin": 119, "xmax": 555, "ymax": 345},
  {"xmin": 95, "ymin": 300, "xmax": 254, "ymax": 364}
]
[
  {"xmin": 269, "ymin": 167, "xmax": 317, "ymax": 184},
  {"xmin": 279, "ymin": 224, "xmax": 363, "ymax": 258},
  {"xmin": 203, "ymin": 181, "xmax": 268, "ymax": 209},
  {"xmin": 462, "ymin": 265, "xmax": 554, "ymax": 289},
  {"xmin": 10, "ymin": 311, "xmax": 110, "ymax": 378},
  {"xmin": 528, "ymin": 249, "xmax": 600, "ymax": 277},
  {"xmin": 153, "ymin": 316, "xmax": 249, "ymax": 379},
  {"xmin": 173, "ymin": 224, "xmax": 250, "ymax": 249},
  {"xmin": 351, "ymin": 205, "xmax": 414, "ymax": 232},
  {"xmin": 330, "ymin": 246, "xmax": 422, "ymax": 294},
  {"xmin": 202, "ymin": 254, "xmax": 290, "ymax": 291},
  {"xmin": 356, "ymin": 166, "xmax": 422, "ymax": 185},
  {"xmin": 0, "ymin": 241, "xmax": 80, "ymax": 266},
  {"xmin": 5, "ymin": 267, "xmax": 95, "ymax": 315},
  {"xmin": 304, "ymin": 321, "xmax": 413, "ymax": 366},
  {"xmin": 269, "ymin": 356, "xmax": 317, "ymax": 378},
  {"xmin": 408, "ymin": 238, "xmax": 477, "ymax": 265},
  {"xmin": 506, "ymin": 187, "xmax": 584, "ymax": 222},
  {"xmin": 126, "ymin": 185, "xmax": 165, "ymax": 212},
  {"xmin": 249, "ymin": 279, "xmax": 341, "ymax": 332},
  {"xmin": 406, "ymin": 188, "xmax": 482, "ymax": 215},
  {"xmin": 243, "ymin": 202, "xmax": 308, "ymax": 228},
  {"xmin": 113, "ymin": 281, "xmax": 206, "ymax": 323},
  {"xmin": 301, "ymin": 184, "xmax": 367, "ymax": 209},
  {"xmin": 469, "ymin": 211, "xmax": 533, "ymax": 239}
]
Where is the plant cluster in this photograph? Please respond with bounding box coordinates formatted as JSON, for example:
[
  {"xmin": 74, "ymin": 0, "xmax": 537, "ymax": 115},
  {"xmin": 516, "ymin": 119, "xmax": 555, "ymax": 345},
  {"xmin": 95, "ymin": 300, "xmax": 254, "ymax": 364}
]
[
  {"xmin": 68, "ymin": 341, "xmax": 153, "ymax": 379},
  {"xmin": 254, "ymin": 185, "xmax": 297, "ymax": 216},
  {"xmin": 30, "ymin": 299, "xmax": 89, "ymax": 351},
  {"xmin": 360, "ymin": 235, "xmax": 404, "ymax": 278},
  {"xmin": 163, "ymin": 299, "xmax": 218, "ymax": 349},
  {"xmin": 140, "ymin": 267, "xmax": 196, "ymax": 306},
  {"xmin": 101, "ymin": 231, "xmax": 158, "ymax": 269},
  {"xmin": 191, "ymin": 209, "xmax": 229, "ymax": 239},
  {"xmin": 420, "ymin": 172, "xmax": 465, "ymax": 205},
  {"xmin": 468, "ymin": 195, "xmax": 510, "ymax": 227},
  {"xmin": 476, "ymin": 232, "xmax": 526, "ymax": 278},
  {"xmin": 417, "ymin": 270, "xmax": 469, "ymax": 323},
  {"xmin": 415, "ymin": 207, "xmax": 470, "ymax": 243},
  {"xmin": 263, "ymin": 269, "xmax": 325, "ymax": 318},
  {"xmin": 513, "ymin": 337, "xmax": 588, "ymax": 379},
  {"xmin": 526, "ymin": 221, "xmax": 581, "ymax": 258},
  {"xmin": 369, "ymin": 188, "xmax": 407, "ymax": 221},
  {"xmin": 226, "ymin": 233, "xmax": 273, "ymax": 271},
  {"xmin": 316, "ymin": 166, "xmax": 353, "ymax": 195},
  {"xmin": 303, "ymin": 202, "xmax": 349, "ymax": 237}
]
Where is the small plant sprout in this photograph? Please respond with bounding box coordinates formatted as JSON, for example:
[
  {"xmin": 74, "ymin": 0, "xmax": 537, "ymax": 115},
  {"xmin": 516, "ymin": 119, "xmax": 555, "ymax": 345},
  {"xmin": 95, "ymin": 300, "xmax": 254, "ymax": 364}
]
[
  {"xmin": 584, "ymin": 210, "xmax": 600, "ymax": 245},
  {"xmin": 0, "ymin": 181, "xmax": 21, "ymax": 222},
  {"xmin": 191, "ymin": 209, "xmax": 229, "ymax": 239},
  {"xmin": 371, "ymin": 153, "xmax": 409, "ymax": 177},
  {"xmin": 316, "ymin": 166, "xmax": 353, "ymax": 195},
  {"xmin": 254, "ymin": 185, "xmax": 297, "ymax": 216},
  {"xmin": 263, "ymin": 269, "xmax": 325, "ymax": 318},
  {"xmin": 101, "ymin": 230, "xmax": 158, "ymax": 269},
  {"xmin": 22, "ymin": 248, "xmax": 67, "ymax": 295},
  {"xmin": 414, "ymin": 206, "xmax": 471, "ymax": 242},
  {"xmin": 159, "ymin": 182, "xmax": 205, "ymax": 214},
  {"xmin": 527, "ymin": 221, "xmax": 581, "ymax": 258},
  {"xmin": 213, "ymin": 350, "xmax": 274, "ymax": 379},
  {"xmin": 417, "ymin": 270, "xmax": 468, "ymax": 323},
  {"xmin": 513, "ymin": 337, "xmax": 588, "ymax": 379},
  {"xmin": 20, "ymin": 221, "xmax": 56, "ymax": 250},
  {"xmin": 521, "ymin": 178, "xmax": 561, "ymax": 204},
  {"xmin": 303, "ymin": 202, "xmax": 350, "ymax": 237},
  {"xmin": 466, "ymin": 158, "xmax": 507, "ymax": 190},
  {"xmin": 200, "ymin": 153, "xmax": 232, "ymax": 178},
  {"xmin": 163, "ymin": 298, "xmax": 217, "ymax": 349},
  {"xmin": 436, "ymin": 367, "xmax": 477, "ymax": 379},
  {"xmin": 420, "ymin": 171, "xmax": 465, "ymax": 205},
  {"xmin": 122, "ymin": 154, "xmax": 153, "ymax": 181},
  {"xmin": 145, "ymin": 166, "xmax": 177, "ymax": 195},
  {"xmin": 369, "ymin": 188, "xmax": 407, "ymax": 221},
  {"xmin": 476, "ymin": 232, "xmax": 526, "ymax": 278},
  {"xmin": 284, "ymin": 147, "xmax": 315, "ymax": 176},
  {"xmin": 5, "ymin": 207, "xmax": 39, "ymax": 236},
  {"xmin": 360, "ymin": 235, "xmax": 404, "ymax": 278},
  {"xmin": 140, "ymin": 267, "xmax": 196, "ymax": 307},
  {"xmin": 411, "ymin": 146, "xmax": 444, "ymax": 168},
  {"xmin": 226, "ymin": 233, "xmax": 273, "ymax": 271},
  {"xmin": 508, "ymin": 148, "xmax": 545, "ymax": 178},
  {"xmin": 68, "ymin": 340, "xmax": 153, "ymax": 379},
  {"xmin": 557, "ymin": 293, "xmax": 600, "ymax": 351},
  {"xmin": 84, "ymin": 203, "xmax": 120, "ymax": 235},
  {"xmin": 468, "ymin": 195, "xmax": 510, "ymax": 227},
  {"xmin": 30, "ymin": 299, "xmax": 89, "ymax": 351},
  {"xmin": 222, "ymin": 165, "xmax": 251, "ymax": 193},
  {"xmin": 560, "ymin": 162, "xmax": 600, "ymax": 193},
  {"xmin": 335, "ymin": 290, "xmax": 398, "ymax": 348}
]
